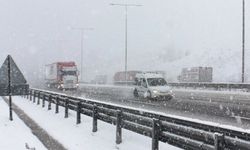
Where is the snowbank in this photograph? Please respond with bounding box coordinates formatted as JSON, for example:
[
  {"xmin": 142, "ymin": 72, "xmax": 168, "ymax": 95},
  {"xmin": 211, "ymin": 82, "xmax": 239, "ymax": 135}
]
[{"xmin": 0, "ymin": 98, "xmax": 46, "ymax": 150}]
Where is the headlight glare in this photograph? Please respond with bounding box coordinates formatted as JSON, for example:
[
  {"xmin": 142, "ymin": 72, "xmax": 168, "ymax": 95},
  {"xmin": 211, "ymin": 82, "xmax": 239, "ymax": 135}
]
[{"xmin": 152, "ymin": 90, "xmax": 158, "ymax": 93}]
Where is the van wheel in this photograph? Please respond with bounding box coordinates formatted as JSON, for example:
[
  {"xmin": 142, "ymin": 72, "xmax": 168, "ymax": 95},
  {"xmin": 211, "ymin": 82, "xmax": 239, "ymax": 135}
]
[
  {"xmin": 133, "ymin": 89, "xmax": 139, "ymax": 98},
  {"xmin": 166, "ymin": 95, "xmax": 173, "ymax": 101}
]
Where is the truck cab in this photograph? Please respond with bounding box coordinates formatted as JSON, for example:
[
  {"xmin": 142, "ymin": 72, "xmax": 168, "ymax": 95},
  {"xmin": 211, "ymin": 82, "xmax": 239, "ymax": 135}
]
[
  {"xmin": 45, "ymin": 62, "xmax": 79, "ymax": 90},
  {"xmin": 58, "ymin": 65, "xmax": 79, "ymax": 89},
  {"xmin": 133, "ymin": 73, "xmax": 173, "ymax": 100}
]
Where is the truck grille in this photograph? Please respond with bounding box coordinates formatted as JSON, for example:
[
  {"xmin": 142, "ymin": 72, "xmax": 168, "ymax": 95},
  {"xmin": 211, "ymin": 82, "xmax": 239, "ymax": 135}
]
[{"xmin": 66, "ymin": 80, "xmax": 73, "ymax": 84}]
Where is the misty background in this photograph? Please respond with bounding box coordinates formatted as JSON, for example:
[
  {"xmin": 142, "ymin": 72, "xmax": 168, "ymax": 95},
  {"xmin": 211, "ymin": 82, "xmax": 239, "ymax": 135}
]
[{"xmin": 0, "ymin": 0, "xmax": 249, "ymax": 86}]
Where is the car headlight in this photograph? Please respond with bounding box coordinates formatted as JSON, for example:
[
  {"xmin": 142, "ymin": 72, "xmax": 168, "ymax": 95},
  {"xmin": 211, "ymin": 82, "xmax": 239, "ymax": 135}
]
[
  {"xmin": 152, "ymin": 90, "xmax": 158, "ymax": 93},
  {"xmin": 60, "ymin": 84, "xmax": 64, "ymax": 87}
]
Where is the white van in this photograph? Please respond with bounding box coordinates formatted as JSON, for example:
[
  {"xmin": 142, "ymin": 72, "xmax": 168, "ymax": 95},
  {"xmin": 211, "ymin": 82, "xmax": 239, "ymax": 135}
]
[{"xmin": 133, "ymin": 73, "xmax": 173, "ymax": 100}]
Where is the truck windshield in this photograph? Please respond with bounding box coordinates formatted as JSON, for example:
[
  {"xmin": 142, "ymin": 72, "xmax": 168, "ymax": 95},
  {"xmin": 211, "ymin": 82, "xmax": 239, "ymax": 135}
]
[
  {"xmin": 147, "ymin": 78, "xmax": 167, "ymax": 86},
  {"xmin": 61, "ymin": 71, "xmax": 77, "ymax": 76}
]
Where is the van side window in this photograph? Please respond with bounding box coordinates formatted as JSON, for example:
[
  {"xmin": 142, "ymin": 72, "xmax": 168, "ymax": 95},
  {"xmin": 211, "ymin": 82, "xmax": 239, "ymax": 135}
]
[
  {"xmin": 142, "ymin": 78, "xmax": 147, "ymax": 88},
  {"xmin": 137, "ymin": 78, "xmax": 142, "ymax": 86}
]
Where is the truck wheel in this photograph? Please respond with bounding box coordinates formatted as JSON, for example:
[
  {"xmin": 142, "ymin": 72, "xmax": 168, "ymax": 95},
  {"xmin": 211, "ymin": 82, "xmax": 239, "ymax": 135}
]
[
  {"xmin": 133, "ymin": 89, "xmax": 139, "ymax": 98},
  {"xmin": 165, "ymin": 95, "xmax": 173, "ymax": 101}
]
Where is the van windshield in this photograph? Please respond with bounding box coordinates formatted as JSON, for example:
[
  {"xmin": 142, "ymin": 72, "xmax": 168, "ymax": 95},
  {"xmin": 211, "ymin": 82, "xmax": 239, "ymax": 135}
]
[{"xmin": 147, "ymin": 78, "xmax": 167, "ymax": 86}]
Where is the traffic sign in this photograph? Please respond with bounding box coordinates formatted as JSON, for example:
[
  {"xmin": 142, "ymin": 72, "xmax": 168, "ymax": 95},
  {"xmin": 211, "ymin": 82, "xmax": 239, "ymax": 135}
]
[
  {"xmin": 0, "ymin": 55, "xmax": 29, "ymax": 121},
  {"xmin": 0, "ymin": 55, "xmax": 29, "ymax": 96}
]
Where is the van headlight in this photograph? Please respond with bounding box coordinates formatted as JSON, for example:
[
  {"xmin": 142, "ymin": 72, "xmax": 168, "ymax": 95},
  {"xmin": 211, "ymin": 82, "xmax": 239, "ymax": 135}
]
[{"xmin": 152, "ymin": 90, "xmax": 158, "ymax": 94}]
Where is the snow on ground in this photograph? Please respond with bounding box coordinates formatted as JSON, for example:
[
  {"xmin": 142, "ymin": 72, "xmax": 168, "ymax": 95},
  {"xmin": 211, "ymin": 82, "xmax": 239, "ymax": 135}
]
[
  {"xmin": 0, "ymin": 98, "xmax": 46, "ymax": 150},
  {"xmin": 12, "ymin": 96, "xmax": 182, "ymax": 150},
  {"xmin": 173, "ymin": 88, "xmax": 250, "ymax": 95}
]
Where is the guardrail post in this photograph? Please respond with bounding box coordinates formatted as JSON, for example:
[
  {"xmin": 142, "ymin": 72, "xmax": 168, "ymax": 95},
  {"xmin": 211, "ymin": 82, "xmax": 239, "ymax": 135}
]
[
  {"xmin": 33, "ymin": 91, "xmax": 36, "ymax": 103},
  {"xmin": 29, "ymin": 90, "xmax": 32, "ymax": 101},
  {"xmin": 21, "ymin": 88, "xmax": 25, "ymax": 98},
  {"xmin": 246, "ymin": 85, "xmax": 250, "ymax": 92},
  {"xmin": 24, "ymin": 90, "xmax": 27, "ymax": 98},
  {"xmin": 228, "ymin": 85, "xmax": 231, "ymax": 91},
  {"xmin": 64, "ymin": 98, "xmax": 69, "ymax": 118},
  {"xmin": 42, "ymin": 94, "xmax": 45, "ymax": 108},
  {"xmin": 48, "ymin": 95, "xmax": 52, "ymax": 110},
  {"xmin": 92, "ymin": 105, "xmax": 98, "ymax": 132},
  {"xmin": 37, "ymin": 92, "xmax": 40, "ymax": 105},
  {"xmin": 26, "ymin": 90, "xmax": 29, "ymax": 99},
  {"xmin": 215, "ymin": 86, "xmax": 219, "ymax": 91},
  {"xmin": 214, "ymin": 133, "xmax": 225, "ymax": 150},
  {"xmin": 55, "ymin": 96, "xmax": 59, "ymax": 114},
  {"xmin": 28, "ymin": 90, "xmax": 30, "ymax": 100},
  {"xmin": 116, "ymin": 110, "xmax": 122, "ymax": 144},
  {"xmin": 76, "ymin": 102, "xmax": 81, "ymax": 124},
  {"xmin": 152, "ymin": 119, "xmax": 161, "ymax": 150}
]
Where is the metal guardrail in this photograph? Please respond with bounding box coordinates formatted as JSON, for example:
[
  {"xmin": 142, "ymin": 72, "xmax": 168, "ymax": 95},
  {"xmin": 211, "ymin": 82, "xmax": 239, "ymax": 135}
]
[
  {"xmin": 23, "ymin": 88, "xmax": 250, "ymax": 150},
  {"xmin": 169, "ymin": 82, "xmax": 250, "ymax": 91}
]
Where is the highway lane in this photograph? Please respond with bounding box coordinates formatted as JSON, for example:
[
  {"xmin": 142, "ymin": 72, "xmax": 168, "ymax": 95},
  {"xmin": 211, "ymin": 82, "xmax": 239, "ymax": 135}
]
[
  {"xmin": 77, "ymin": 84, "xmax": 250, "ymax": 106},
  {"xmin": 40, "ymin": 84, "xmax": 250, "ymax": 129},
  {"xmin": 75, "ymin": 84, "xmax": 250, "ymax": 105},
  {"xmin": 173, "ymin": 89, "xmax": 250, "ymax": 104}
]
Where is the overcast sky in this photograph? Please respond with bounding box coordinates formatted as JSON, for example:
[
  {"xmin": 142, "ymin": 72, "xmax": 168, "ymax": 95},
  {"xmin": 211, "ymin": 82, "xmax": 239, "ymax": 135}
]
[{"xmin": 0, "ymin": 0, "xmax": 249, "ymax": 84}]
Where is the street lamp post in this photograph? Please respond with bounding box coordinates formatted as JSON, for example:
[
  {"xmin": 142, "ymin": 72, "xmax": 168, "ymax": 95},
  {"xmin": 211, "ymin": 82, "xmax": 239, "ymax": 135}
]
[
  {"xmin": 72, "ymin": 27, "xmax": 93, "ymax": 82},
  {"xmin": 110, "ymin": 3, "xmax": 142, "ymax": 85},
  {"xmin": 242, "ymin": 0, "xmax": 245, "ymax": 83}
]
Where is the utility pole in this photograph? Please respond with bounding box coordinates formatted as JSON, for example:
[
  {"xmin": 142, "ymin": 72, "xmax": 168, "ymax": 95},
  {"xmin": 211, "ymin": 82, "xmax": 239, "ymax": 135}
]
[
  {"xmin": 110, "ymin": 3, "xmax": 142, "ymax": 85},
  {"xmin": 242, "ymin": 0, "xmax": 245, "ymax": 83},
  {"xmin": 72, "ymin": 27, "xmax": 93, "ymax": 82}
]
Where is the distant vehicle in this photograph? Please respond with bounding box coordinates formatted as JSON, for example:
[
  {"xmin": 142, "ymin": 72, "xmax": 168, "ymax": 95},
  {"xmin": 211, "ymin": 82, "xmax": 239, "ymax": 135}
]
[
  {"xmin": 113, "ymin": 71, "xmax": 142, "ymax": 85},
  {"xmin": 113, "ymin": 70, "xmax": 166, "ymax": 85},
  {"xmin": 178, "ymin": 67, "xmax": 213, "ymax": 82},
  {"xmin": 45, "ymin": 62, "xmax": 79, "ymax": 90},
  {"xmin": 91, "ymin": 75, "xmax": 108, "ymax": 84},
  {"xmin": 133, "ymin": 72, "xmax": 173, "ymax": 100}
]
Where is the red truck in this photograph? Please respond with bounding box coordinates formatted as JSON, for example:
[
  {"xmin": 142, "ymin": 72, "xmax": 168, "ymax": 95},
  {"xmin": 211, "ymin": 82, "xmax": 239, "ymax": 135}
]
[{"xmin": 45, "ymin": 62, "xmax": 79, "ymax": 90}]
